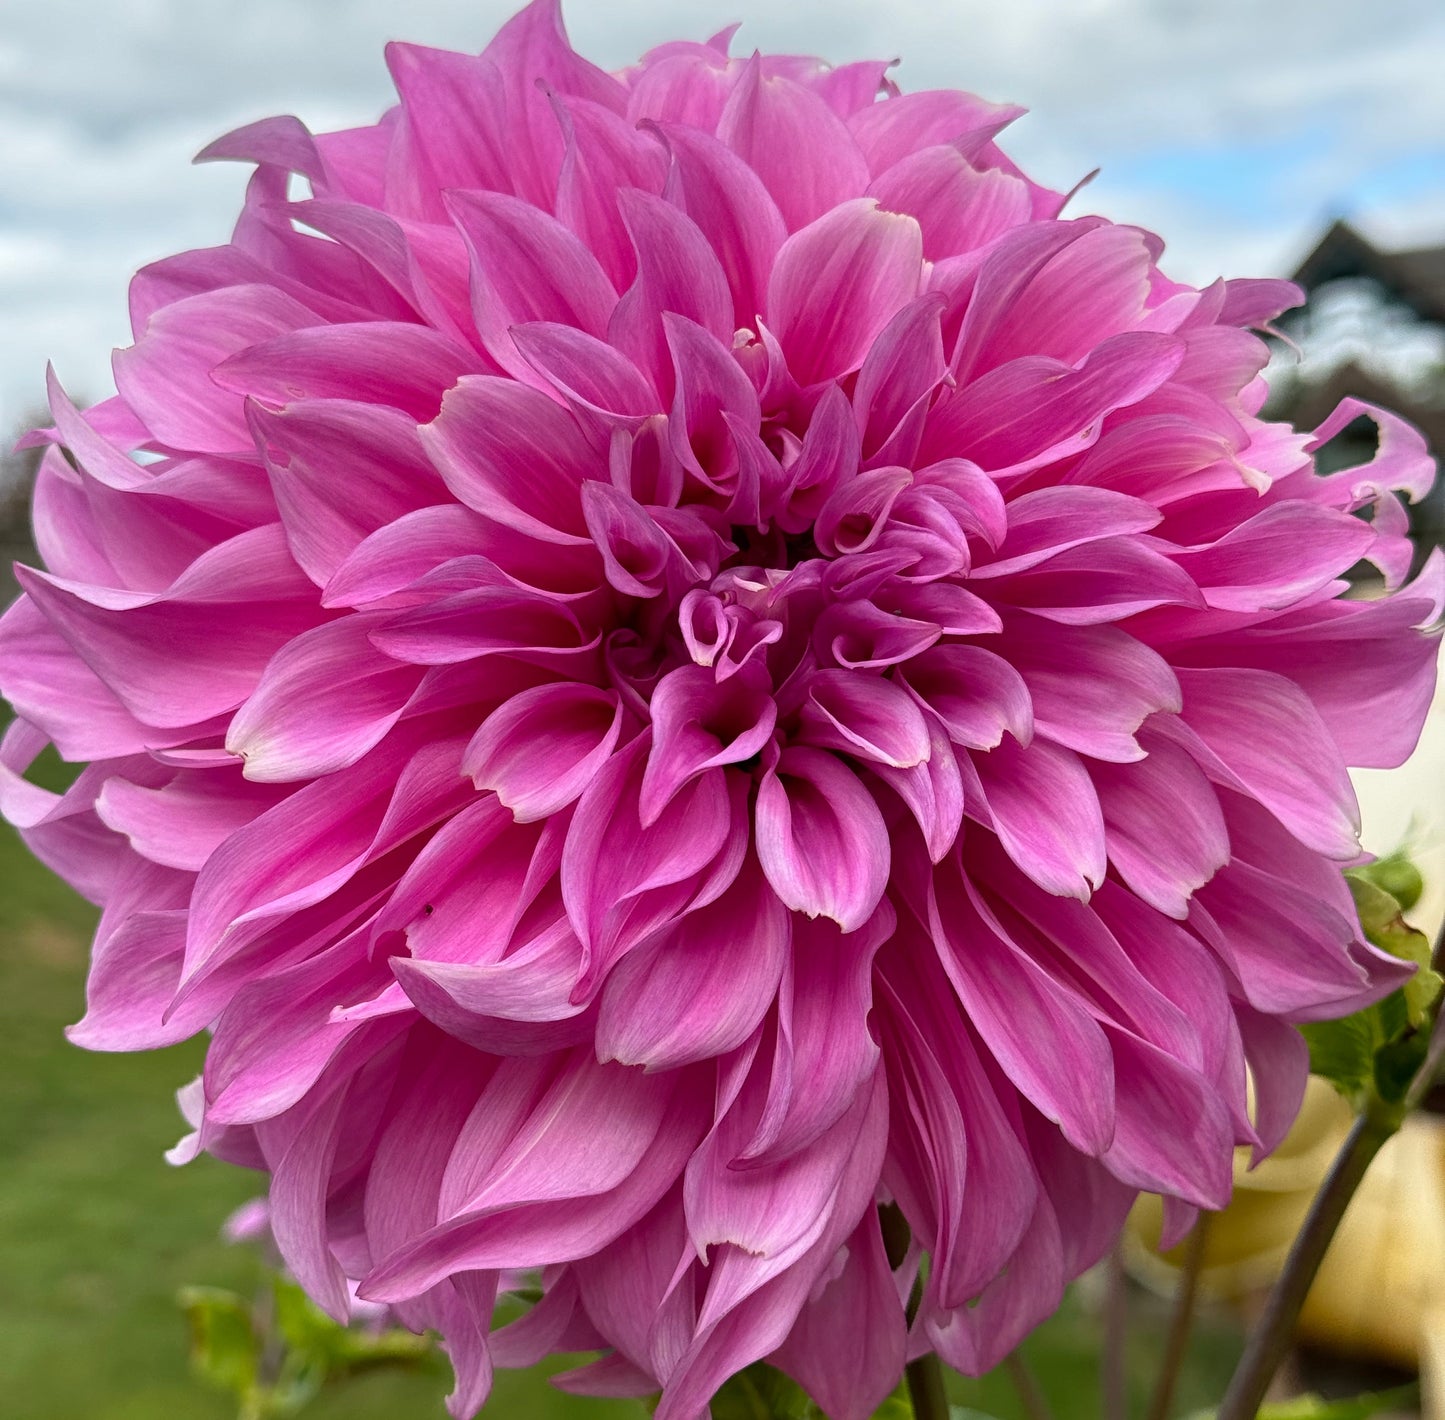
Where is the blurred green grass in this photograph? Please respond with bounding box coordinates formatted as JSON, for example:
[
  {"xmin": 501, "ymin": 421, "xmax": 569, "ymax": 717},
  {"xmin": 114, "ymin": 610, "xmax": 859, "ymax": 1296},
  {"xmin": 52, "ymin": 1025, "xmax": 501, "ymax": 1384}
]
[{"xmin": 0, "ymin": 748, "xmax": 1241, "ymax": 1419}]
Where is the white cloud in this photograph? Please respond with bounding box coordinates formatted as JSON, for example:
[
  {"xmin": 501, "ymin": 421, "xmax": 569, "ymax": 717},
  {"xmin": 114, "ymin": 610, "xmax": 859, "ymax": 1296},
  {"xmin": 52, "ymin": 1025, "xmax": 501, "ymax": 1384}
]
[{"xmin": 1, "ymin": 0, "xmax": 1442, "ymax": 429}]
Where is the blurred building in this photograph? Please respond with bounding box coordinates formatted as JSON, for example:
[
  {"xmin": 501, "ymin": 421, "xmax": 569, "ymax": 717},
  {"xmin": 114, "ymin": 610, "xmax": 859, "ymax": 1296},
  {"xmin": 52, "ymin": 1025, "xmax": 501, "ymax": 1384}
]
[{"xmin": 1265, "ymin": 219, "xmax": 1445, "ymax": 571}]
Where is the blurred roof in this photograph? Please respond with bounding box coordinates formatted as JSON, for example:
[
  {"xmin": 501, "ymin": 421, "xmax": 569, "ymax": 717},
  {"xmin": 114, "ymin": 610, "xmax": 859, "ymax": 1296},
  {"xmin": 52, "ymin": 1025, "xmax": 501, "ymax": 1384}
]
[{"xmin": 1292, "ymin": 218, "xmax": 1445, "ymax": 325}]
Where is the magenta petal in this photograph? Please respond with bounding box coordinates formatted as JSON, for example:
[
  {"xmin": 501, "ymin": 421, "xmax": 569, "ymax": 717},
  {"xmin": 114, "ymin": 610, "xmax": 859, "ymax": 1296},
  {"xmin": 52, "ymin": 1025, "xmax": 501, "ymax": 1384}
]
[
  {"xmin": 15, "ymin": 527, "xmax": 322, "ymax": 729},
  {"xmin": 851, "ymin": 294, "xmax": 949, "ymax": 462},
  {"xmin": 608, "ymin": 188, "xmax": 734, "ymax": 401},
  {"xmin": 97, "ymin": 769, "xmax": 287, "ymax": 872},
  {"xmin": 1000, "ymin": 617, "xmax": 1180, "ymax": 763},
  {"xmin": 112, "ymin": 285, "xmax": 315, "ymax": 454},
  {"xmin": 1234, "ymin": 1004, "xmax": 1311, "ymax": 1159},
  {"xmin": 971, "ymin": 738, "xmax": 1107, "ymax": 899},
  {"xmin": 655, "ymin": 1073, "xmax": 887, "ymax": 1418},
  {"xmin": 870, "ymin": 144, "xmax": 1031, "ymax": 261},
  {"xmin": 449, "ymin": 188, "xmax": 618, "ymax": 381},
  {"xmin": 879, "ymin": 941, "xmax": 1038, "ymax": 1305},
  {"xmin": 214, "ymin": 322, "xmax": 485, "ymax": 423},
  {"xmin": 267, "ymin": 1085, "xmax": 352, "ymax": 1321},
  {"xmin": 655, "ymin": 122, "xmax": 787, "ymax": 330},
  {"xmin": 717, "ymin": 58, "xmax": 871, "ymax": 232},
  {"xmin": 924, "ymin": 331, "xmax": 1185, "ymax": 471},
  {"xmin": 227, "ymin": 615, "xmax": 425, "ymax": 782},
  {"xmin": 361, "ymin": 1074, "xmax": 706, "ymax": 1298},
  {"xmin": 756, "ymin": 747, "xmax": 889, "ymax": 931},
  {"xmin": 1101, "ymin": 1028, "xmax": 1234, "ymax": 1207},
  {"xmin": 66, "ymin": 909, "xmax": 192, "ymax": 1051},
  {"xmin": 1093, "ymin": 732, "xmax": 1229, "ymax": 918},
  {"xmin": 596, "ymin": 853, "xmax": 790, "ymax": 1070},
  {"xmin": 744, "ymin": 907, "xmax": 890, "ymax": 1163},
  {"xmin": 929, "ymin": 859, "xmax": 1114, "ymax": 1154},
  {"xmin": 768, "ymin": 199, "xmax": 923, "ymax": 385},
  {"xmin": 870, "ymin": 716, "xmax": 965, "ymax": 862},
  {"xmin": 1174, "ymin": 667, "xmax": 1361, "ymax": 857},
  {"xmin": 798, "ymin": 668, "xmax": 930, "ymax": 767},
  {"xmin": 848, "ymin": 88, "xmax": 1024, "ymax": 175},
  {"xmin": 977, "ymin": 487, "xmax": 1161, "ymax": 579},
  {"xmin": 640, "ymin": 663, "xmax": 777, "ymax": 825},
  {"xmin": 464, "ymin": 682, "xmax": 623, "ymax": 822},
  {"xmin": 1173, "ymin": 502, "xmax": 1376, "ymax": 612},
  {"xmin": 248, "ymin": 398, "xmax": 446, "ymax": 586},
  {"xmin": 561, "ymin": 736, "xmax": 740, "ymax": 969},
  {"xmin": 900, "ymin": 643, "xmax": 1033, "ymax": 751},
  {"xmin": 510, "ymin": 321, "xmax": 659, "ymax": 431},
  {"xmin": 1190, "ymin": 861, "xmax": 1372, "ymax": 1017},
  {"xmin": 770, "ymin": 1211, "xmax": 906, "ymax": 1420},
  {"xmin": 422, "ymin": 377, "xmax": 594, "ymax": 545}
]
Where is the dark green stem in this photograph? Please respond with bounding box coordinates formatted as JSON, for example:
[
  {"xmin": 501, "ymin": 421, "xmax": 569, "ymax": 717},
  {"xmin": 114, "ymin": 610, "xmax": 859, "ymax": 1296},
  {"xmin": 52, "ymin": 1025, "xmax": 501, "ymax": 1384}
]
[
  {"xmin": 1102, "ymin": 1244, "xmax": 1129, "ymax": 1420},
  {"xmin": 878, "ymin": 1205, "xmax": 950, "ymax": 1420},
  {"xmin": 905, "ymin": 1350, "xmax": 950, "ymax": 1420},
  {"xmin": 1145, "ymin": 1213, "xmax": 1212, "ymax": 1420},
  {"xmin": 1005, "ymin": 1351, "xmax": 1057, "ymax": 1420},
  {"xmin": 1219, "ymin": 916, "xmax": 1445, "ymax": 1419},
  {"xmin": 1216, "ymin": 1100, "xmax": 1400, "ymax": 1420}
]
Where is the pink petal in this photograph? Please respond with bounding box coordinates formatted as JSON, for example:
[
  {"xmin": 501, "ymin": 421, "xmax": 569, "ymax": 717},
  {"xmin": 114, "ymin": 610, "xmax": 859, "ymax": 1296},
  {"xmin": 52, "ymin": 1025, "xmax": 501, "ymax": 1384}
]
[
  {"xmin": 971, "ymin": 737, "xmax": 1107, "ymax": 899},
  {"xmin": 718, "ymin": 57, "xmax": 871, "ymax": 231},
  {"xmin": 608, "ymin": 188, "xmax": 734, "ymax": 402},
  {"xmin": 1173, "ymin": 667, "xmax": 1361, "ymax": 857},
  {"xmin": 448, "ymin": 188, "xmax": 618, "ymax": 381},
  {"xmin": 653, "ymin": 122, "xmax": 788, "ymax": 330},
  {"xmin": 464, "ymin": 682, "xmax": 623, "ymax": 822},
  {"xmin": 421, "ymin": 377, "xmax": 594, "ymax": 545},
  {"xmin": 112, "ymin": 285, "xmax": 316, "ymax": 454},
  {"xmin": 767, "ymin": 199, "xmax": 924, "ymax": 386},
  {"xmin": 755, "ymin": 746, "xmax": 889, "ymax": 931},
  {"xmin": 214, "ymin": 322, "xmax": 485, "ymax": 423},
  {"xmin": 1092, "ymin": 731, "xmax": 1229, "ymax": 918},
  {"xmin": 640, "ymin": 663, "xmax": 777, "ymax": 825},
  {"xmin": 596, "ymin": 853, "xmax": 790, "ymax": 1070},
  {"xmin": 870, "ymin": 145, "xmax": 1031, "ymax": 261},
  {"xmin": 797, "ymin": 668, "xmax": 931, "ymax": 767},
  {"xmin": 770, "ymin": 1211, "xmax": 906, "ymax": 1420}
]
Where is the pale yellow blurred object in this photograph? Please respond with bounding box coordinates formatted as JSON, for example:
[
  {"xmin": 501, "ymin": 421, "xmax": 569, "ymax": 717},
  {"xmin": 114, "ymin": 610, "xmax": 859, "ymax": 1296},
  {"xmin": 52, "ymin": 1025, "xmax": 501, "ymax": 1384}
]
[{"xmin": 1129, "ymin": 1084, "xmax": 1445, "ymax": 1395}]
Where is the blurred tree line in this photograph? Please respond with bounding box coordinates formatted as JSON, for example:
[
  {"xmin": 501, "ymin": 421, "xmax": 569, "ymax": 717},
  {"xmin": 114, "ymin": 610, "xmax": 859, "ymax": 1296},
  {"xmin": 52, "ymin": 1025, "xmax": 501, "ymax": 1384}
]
[{"xmin": 1, "ymin": 412, "xmax": 44, "ymax": 606}]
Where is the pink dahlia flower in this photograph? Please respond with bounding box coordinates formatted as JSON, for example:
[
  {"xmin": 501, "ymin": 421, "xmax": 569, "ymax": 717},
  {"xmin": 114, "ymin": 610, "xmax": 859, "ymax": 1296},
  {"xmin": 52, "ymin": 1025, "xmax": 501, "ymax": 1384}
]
[{"xmin": 3, "ymin": 3, "xmax": 1441, "ymax": 1414}]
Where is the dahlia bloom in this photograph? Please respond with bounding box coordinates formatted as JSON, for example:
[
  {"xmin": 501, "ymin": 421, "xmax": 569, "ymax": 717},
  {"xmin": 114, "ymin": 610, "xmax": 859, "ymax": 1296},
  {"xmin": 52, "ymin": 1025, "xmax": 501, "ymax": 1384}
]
[{"xmin": 2, "ymin": 3, "xmax": 1440, "ymax": 1414}]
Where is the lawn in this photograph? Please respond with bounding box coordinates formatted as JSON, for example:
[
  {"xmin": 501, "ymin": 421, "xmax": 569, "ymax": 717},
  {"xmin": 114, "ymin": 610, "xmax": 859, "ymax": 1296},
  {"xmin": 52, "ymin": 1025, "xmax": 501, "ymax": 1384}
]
[{"xmin": 0, "ymin": 745, "xmax": 1241, "ymax": 1419}]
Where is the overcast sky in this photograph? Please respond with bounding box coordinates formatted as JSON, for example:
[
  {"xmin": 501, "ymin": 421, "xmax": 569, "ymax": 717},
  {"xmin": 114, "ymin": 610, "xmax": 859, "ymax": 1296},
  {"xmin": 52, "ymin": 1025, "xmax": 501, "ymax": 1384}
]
[{"xmin": 2, "ymin": 0, "xmax": 1443, "ymax": 432}]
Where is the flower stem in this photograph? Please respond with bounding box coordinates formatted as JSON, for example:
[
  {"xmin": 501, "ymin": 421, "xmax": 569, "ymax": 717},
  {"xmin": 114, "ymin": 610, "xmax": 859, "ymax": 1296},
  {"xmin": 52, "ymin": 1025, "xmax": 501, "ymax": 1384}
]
[
  {"xmin": 1004, "ymin": 1351, "xmax": 1057, "ymax": 1420},
  {"xmin": 1145, "ymin": 1212, "xmax": 1212, "ymax": 1420},
  {"xmin": 1103, "ymin": 1243, "xmax": 1129, "ymax": 1420},
  {"xmin": 1215, "ymin": 1099, "xmax": 1400, "ymax": 1420},
  {"xmin": 906, "ymin": 1349, "xmax": 950, "ymax": 1420},
  {"xmin": 877, "ymin": 1203, "xmax": 951, "ymax": 1420}
]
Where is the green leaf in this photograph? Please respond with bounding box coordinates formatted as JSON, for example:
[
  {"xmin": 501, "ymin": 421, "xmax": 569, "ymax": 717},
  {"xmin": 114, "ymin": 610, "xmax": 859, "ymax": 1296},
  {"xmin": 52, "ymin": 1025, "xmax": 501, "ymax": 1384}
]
[
  {"xmin": 1346, "ymin": 865, "xmax": 1442, "ymax": 1028},
  {"xmin": 1310, "ymin": 858, "xmax": 1442, "ymax": 1105},
  {"xmin": 706, "ymin": 1365, "xmax": 910, "ymax": 1419},
  {"xmin": 177, "ymin": 1285, "xmax": 262, "ymax": 1402},
  {"xmin": 1299, "ymin": 1012, "xmax": 1378, "ymax": 1098},
  {"xmin": 1254, "ymin": 1383, "xmax": 1419, "ymax": 1420},
  {"xmin": 1373, "ymin": 1028, "xmax": 1432, "ymax": 1105},
  {"xmin": 1349, "ymin": 850, "xmax": 1423, "ymax": 913},
  {"xmin": 271, "ymin": 1275, "xmax": 432, "ymax": 1377},
  {"xmin": 709, "ymin": 1364, "xmax": 818, "ymax": 1419},
  {"xmin": 870, "ymin": 1388, "xmax": 912, "ymax": 1420}
]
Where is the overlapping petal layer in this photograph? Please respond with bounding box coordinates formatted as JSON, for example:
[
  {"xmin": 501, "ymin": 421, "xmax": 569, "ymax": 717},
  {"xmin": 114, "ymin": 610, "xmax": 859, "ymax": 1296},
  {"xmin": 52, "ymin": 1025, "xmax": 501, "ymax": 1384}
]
[{"xmin": 3, "ymin": 3, "xmax": 1440, "ymax": 1415}]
